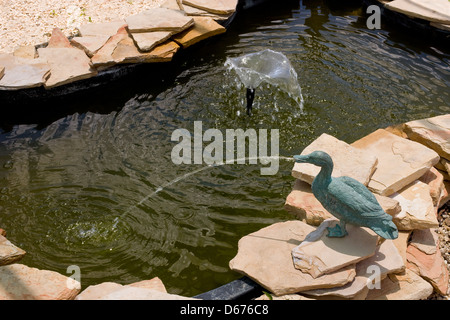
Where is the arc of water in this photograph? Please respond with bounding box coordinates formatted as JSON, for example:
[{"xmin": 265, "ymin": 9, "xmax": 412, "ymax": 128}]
[{"xmin": 112, "ymin": 155, "xmax": 294, "ymax": 229}]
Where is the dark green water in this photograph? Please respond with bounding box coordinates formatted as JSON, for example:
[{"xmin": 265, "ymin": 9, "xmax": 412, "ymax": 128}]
[{"xmin": 0, "ymin": 0, "xmax": 449, "ymax": 296}]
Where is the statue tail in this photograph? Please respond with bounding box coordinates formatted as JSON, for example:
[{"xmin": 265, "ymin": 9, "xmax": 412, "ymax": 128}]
[{"xmin": 369, "ymin": 217, "xmax": 398, "ymax": 240}]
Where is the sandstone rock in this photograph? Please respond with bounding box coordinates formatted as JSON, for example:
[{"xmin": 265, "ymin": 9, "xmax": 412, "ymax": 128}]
[
  {"xmin": 438, "ymin": 168, "xmax": 450, "ymax": 181},
  {"xmin": 404, "ymin": 114, "xmax": 450, "ymax": 160},
  {"xmin": 70, "ymin": 35, "xmax": 110, "ymax": 57},
  {"xmin": 13, "ymin": 45, "xmax": 37, "ymax": 59},
  {"xmin": 182, "ymin": 4, "xmax": 232, "ymax": 21},
  {"xmin": 384, "ymin": 123, "xmax": 408, "ymax": 138},
  {"xmin": 292, "ymin": 219, "xmax": 378, "ymax": 278},
  {"xmin": 256, "ymin": 293, "xmax": 313, "ymax": 300},
  {"xmin": 285, "ymin": 179, "xmax": 400, "ymax": 226},
  {"xmin": 91, "ymin": 25, "xmax": 180, "ymax": 68},
  {"xmin": 0, "ymin": 235, "xmax": 26, "ymax": 266},
  {"xmin": 78, "ymin": 20, "xmax": 127, "ymax": 37},
  {"xmin": 385, "ymin": 0, "xmax": 450, "ymax": 24},
  {"xmin": 47, "ymin": 28, "xmax": 72, "ymax": 48},
  {"xmin": 0, "ymin": 66, "xmax": 4, "ymax": 80},
  {"xmin": 37, "ymin": 47, "xmax": 97, "ymax": 88},
  {"xmin": 352, "ymin": 129, "xmax": 440, "ymax": 196},
  {"xmin": 418, "ymin": 167, "xmax": 444, "ymax": 206},
  {"xmin": 0, "ymin": 264, "xmax": 80, "ymax": 300},
  {"xmin": 76, "ymin": 277, "xmax": 167, "ymax": 300},
  {"xmin": 172, "ymin": 16, "xmax": 226, "ymax": 48},
  {"xmin": 431, "ymin": 21, "xmax": 450, "ymax": 31},
  {"xmin": 293, "ymin": 133, "xmax": 378, "ymax": 186},
  {"xmin": 0, "ymin": 53, "xmax": 51, "ymax": 90},
  {"xmin": 389, "ymin": 180, "xmax": 439, "ymax": 230},
  {"xmin": 439, "ymin": 181, "xmax": 450, "ymax": 208},
  {"xmin": 406, "ymin": 229, "xmax": 449, "ymax": 295},
  {"xmin": 365, "ymin": 269, "xmax": 433, "ymax": 300},
  {"xmin": 442, "ymin": 158, "xmax": 450, "ymax": 177},
  {"xmin": 131, "ymin": 31, "xmax": 173, "ymax": 52},
  {"xmin": 392, "ymin": 231, "xmax": 412, "ymax": 266},
  {"xmin": 229, "ymin": 221, "xmax": 356, "ymax": 296},
  {"xmin": 434, "ymin": 157, "xmax": 447, "ymax": 171},
  {"xmin": 160, "ymin": 0, "xmax": 183, "ymax": 11},
  {"xmin": 284, "ymin": 179, "xmax": 332, "ymax": 226},
  {"xmin": 126, "ymin": 8, "xmax": 194, "ymax": 33},
  {"xmin": 302, "ymin": 239, "xmax": 405, "ymax": 299},
  {"xmin": 182, "ymin": 0, "xmax": 238, "ymax": 15},
  {"xmin": 101, "ymin": 287, "xmax": 197, "ymax": 300}
]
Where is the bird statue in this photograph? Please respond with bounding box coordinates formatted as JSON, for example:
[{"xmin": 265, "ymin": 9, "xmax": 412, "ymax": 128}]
[{"xmin": 293, "ymin": 151, "xmax": 398, "ymax": 239}]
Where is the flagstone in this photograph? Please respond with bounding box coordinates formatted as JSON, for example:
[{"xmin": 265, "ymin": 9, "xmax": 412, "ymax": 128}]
[
  {"xmin": 130, "ymin": 31, "xmax": 173, "ymax": 52},
  {"xmin": 229, "ymin": 221, "xmax": 356, "ymax": 296},
  {"xmin": 13, "ymin": 45, "xmax": 38, "ymax": 59},
  {"xmin": 418, "ymin": 167, "xmax": 445, "ymax": 206},
  {"xmin": 0, "ymin": 234, "xmax": 26, "ymax": 266},
  {"xmin": 0, "ymin": 53, "xmax": 50, "ymax": 90},
  {"xmin": 389, "ymin": 180, "xmax": 439, "ymax": 230},
  {"xmin": 292, "ymin": 219, "xmax": 378, "ymax": 278},
  {"xmin": 404, "ymin": 114, "xmax": 450, "ymax": 160},
  {"xmin": 302, "ymin": 239, "xmax": 404, "ymax": 299},
  {"xmin": 47, "ymin": 28, "xmax": 72, "ymax": 48},
  {"xmin": 352, "ymin": 129, "xmax": 439, "ymax": 196},
  {"xmin": 70, "ymin": 35, "xmax": 111, "ymax": 57},
  {"xmin": 0, "ymin": 264, "xmax": 80, "ymax": 300},
  {"xmin": 385, "ymin": 0, "xmax": 450, "ymax": 24},
  {"xmin": 365, "ymin": 269, "xmax": 433, "ymax": 300},
  {"xmin": 78, "ymin": 20, "xmax": 127, "ymax": 37},
  {"xmin": 125, "ymin": 8, "xmax": 194, "ymax": 33},
  {"xmin": 37, "ymin": 47, "xmax": 97, "ymax": 88},
  {"xmin": 172, "ymin": 16, "xmax": 226, "ymax": 48},
  {"xmin": 182, "ymin": 0, "xmax": 238, "ymax": 15},
  {"xmin": 292, "ymin": 133, "xmax": 378, "ymax": 186}
]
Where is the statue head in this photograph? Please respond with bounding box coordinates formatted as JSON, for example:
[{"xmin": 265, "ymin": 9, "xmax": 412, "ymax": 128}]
[{"xmin": 293, "ymin": 150, "xmax": 333, "ymax": 167}]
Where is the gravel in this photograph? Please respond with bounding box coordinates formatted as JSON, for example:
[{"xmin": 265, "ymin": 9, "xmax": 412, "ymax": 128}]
[{"xmin": 0, "ymin": 0, "xmax": 165, "ymax": 53}]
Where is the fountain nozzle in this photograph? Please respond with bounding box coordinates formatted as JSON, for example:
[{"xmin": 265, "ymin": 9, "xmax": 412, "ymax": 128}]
[{"xmin": 246, "ymin": 88, "xmax": 255, "ymax": 116}]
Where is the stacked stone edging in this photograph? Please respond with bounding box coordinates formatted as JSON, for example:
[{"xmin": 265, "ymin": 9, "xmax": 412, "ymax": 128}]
[
  {"xmin": 230, "ymin": 113, "xmax": 450, "ymax": 300},
  {"xmin": 0, "ymin": 0, "xmax": 235, "ymax": 92}
]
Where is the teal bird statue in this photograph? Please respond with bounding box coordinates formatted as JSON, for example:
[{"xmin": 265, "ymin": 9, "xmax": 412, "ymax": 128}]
[{"xmin": 294, "ymin": 151, "xmax": 398, "ymax": 239}]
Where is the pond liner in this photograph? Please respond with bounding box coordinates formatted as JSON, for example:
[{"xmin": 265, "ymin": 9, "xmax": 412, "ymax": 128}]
[{"xmin": 193, "ymin": 276, "xmax": 264, "ymax": 300}]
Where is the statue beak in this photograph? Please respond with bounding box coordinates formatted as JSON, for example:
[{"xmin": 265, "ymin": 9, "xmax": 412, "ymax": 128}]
[{"xmin": 293, "ymin": 155, "xmax": 309, "ymax": 163}]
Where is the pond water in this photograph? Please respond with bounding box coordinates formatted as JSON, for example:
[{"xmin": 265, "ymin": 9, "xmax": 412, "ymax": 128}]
[{"xmin": 0, "ymin": 0, "xmax": 449, "ymax": 296}]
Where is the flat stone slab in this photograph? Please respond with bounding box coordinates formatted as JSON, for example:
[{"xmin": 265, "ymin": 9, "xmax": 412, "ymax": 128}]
[
  {"xmin": 70, "ymin": 35, "xmax": 111, "ymax": 57},
  {"xmin": 303, "ymin": 239, "xmax": 405, "ymax": 299},
  {"xmin": 131, "ymin": 31, "xmax": 173, "ymax": 52},
  {"xmin": 404, "ymin": 114, "xmax": 450, "ymax": 160},
  {"xmin": 91, "ymin": 25, "xmax": 180, "ymax": 68},
  {"xmin": 78, "ymin": 20, "xmax": 127, "ymax": 37},
  {"xmin": 76, "ymin": 277, "xmax": 168, "ymax": 299},
  {"xmin": 418, "ymin": 167, "xmax": 444, "ymax": 206},
  {"xmin": 126, "ymin": 8, "xmax": 194, "ymax": 33},
  {"xmin": 352, "ymin": 129, "xmax": 439, "ymax": 196},
  {"xmin": 37, "ymin": 47, "xmax": 97, "ymax": 89},
  {"xmin": 385, "ymin": 0, "xmax": 450, "ymax": 24},
  {"xmin": 365, "ymin": 269, "xmax": 433, "ymax": 300},
  {"xmin": 0, "ymin": 264, "xmax": 80, "ymax": 300},
  {"xmin": 13, "ymin": 45, "xmax": 37, "ymax": 59},
  {"xmin": 292, "ymin": 219, "xmax": 378, "ymax": 278},
  {"xmin": 407, "ymin": 229, "xmax": 449, "ymax": 295},
  {"xmin": 172, "ymin": 16, "xmax": 226, "ymax": 48},
  {"xmin": 0, "ymin": 53, "xmax": 50, "ymax": 90},
  {"xmin": 229, "ymin": 221, "xmax": 356, "ymax": 296},
  {"xmin": 182, "ymin": 0, "xmax": 238, "ymax": 15},
  {"xmin": 101, "ymin": 287, "xmax": 198, "ymax": 300},
  {"xmin": 389, "ymin": 180, "xmax": 439, "ymax": 230},
  {"xmin": 47, "ymin": 28, "xmax": 72, "ymax": 48},
  {"xmin": 0, "ymin": 234, "xmax": 26, "ymax": 266},
  {"xmin": 292, "ymin": 133, "xmax": 378, "ymax": 186}
]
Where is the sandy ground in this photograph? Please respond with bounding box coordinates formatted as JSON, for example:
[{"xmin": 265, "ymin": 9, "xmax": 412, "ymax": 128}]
[{"xmin": 0, "ymin": 0, "xmax": 165, "ymax": 53}]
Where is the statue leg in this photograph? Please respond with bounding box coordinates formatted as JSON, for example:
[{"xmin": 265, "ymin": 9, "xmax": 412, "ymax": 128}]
[{"xmin": 326, "ymin": 220, "xmax": 348, "ymax": 238}]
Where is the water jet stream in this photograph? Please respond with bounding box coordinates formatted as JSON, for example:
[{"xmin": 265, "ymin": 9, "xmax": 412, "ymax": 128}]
[{"xmin": 112, "ymin": 155, "xmax": 294, "ymax": 228}]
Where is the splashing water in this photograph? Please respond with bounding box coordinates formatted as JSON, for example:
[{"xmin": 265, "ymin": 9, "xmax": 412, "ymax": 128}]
[
  {"xmin": 112, "ymin": 155, "xmax": 295, "ymax": 229},
  {"xmin": 225, "ymin": 49, "xmax": 304, "ymax": 110}
]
